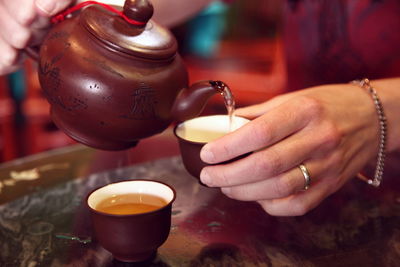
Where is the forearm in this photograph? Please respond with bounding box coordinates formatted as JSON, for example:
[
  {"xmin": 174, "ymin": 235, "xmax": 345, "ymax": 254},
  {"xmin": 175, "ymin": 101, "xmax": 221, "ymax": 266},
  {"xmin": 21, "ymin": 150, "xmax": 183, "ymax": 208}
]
[
  {"xmin": 151, "ymin": 0, "xmax": 213, "ymax": 27},
  {"xmin": 370, "ymin": 77, "xmax": 400, "ymax": 153}
]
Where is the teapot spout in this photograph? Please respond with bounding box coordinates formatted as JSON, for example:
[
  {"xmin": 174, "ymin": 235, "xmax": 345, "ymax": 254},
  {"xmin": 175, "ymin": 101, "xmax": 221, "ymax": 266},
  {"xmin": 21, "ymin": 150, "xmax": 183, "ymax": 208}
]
[{"xmin": 171, "ymin": 80, "xmax": 227, "ymax": 122}]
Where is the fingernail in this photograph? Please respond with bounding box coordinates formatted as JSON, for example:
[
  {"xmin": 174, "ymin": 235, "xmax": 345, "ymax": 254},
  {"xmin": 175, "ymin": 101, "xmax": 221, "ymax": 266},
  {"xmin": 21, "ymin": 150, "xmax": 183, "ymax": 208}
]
[
  {"xmin": 200, "ymin": 145, "xmax": 215, "ymax": 163},
  {"xmin": 221, "ymin": 187, "xmax": 231, "ymax": 195},
  {"xmin": 200, "ymin": 169, "xmax": 211, "ymax": 186},
  {"xmin": 36, "ymin": 0, "xmax": 56, "ymax": 15}
]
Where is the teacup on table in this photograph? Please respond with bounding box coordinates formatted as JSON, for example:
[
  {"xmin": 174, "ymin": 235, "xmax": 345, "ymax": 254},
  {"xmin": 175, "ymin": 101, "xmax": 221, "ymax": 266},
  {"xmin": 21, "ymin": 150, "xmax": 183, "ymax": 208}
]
[
  {"xmin": 174, "ymin": 115, "xmax": 250, "ymax": 182},
  {"xmin": 87, "ymin": 180, "xmax": 176, "ymax": 262}
]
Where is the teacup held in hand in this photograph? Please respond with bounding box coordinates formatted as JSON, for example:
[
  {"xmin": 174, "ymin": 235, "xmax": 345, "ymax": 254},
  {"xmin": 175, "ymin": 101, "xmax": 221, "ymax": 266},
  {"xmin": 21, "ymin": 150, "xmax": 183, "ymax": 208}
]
[{"xmin": 174, "ymin": 115, "xmax": 249, "ymax": 181}]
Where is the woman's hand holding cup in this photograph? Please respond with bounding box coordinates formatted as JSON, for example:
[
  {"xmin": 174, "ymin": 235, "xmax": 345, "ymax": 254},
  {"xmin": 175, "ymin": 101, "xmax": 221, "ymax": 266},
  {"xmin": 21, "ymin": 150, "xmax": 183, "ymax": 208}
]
[{"xmin": 199, "ymin": 84, "xmax": 382, "ymax": 216}]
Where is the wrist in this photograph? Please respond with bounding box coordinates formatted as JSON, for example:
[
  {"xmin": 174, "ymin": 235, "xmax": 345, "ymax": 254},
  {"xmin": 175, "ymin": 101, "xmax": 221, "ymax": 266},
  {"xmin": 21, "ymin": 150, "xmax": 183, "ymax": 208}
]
[
  {"xmin": 370, "ymin": 78, "xmax": 400, "ymax": 153},
  {"xmin": 351, "ymin": 79, "xmax": 386, "ymax": 186}
]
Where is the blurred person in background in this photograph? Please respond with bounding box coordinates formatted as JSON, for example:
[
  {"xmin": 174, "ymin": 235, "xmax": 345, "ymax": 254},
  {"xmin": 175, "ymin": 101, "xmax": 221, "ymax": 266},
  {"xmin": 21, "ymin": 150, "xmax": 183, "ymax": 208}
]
[{"xmin": 1, "ymin": 0, "xmax": 400, "ymax": 217}]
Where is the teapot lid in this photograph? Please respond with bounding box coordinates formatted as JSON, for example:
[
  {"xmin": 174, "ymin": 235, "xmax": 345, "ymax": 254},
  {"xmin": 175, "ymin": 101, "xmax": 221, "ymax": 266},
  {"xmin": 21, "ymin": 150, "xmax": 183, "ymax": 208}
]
[{"xmin": 80, "ymin": 0, "xmax": 177, "ymax": 60}]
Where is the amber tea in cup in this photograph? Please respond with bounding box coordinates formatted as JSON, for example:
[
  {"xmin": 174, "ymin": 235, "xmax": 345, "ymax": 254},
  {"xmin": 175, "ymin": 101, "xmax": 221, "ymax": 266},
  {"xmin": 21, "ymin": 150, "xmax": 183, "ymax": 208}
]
[
  {"xmin": 96, "ymin": 193, "xmax": 167, "ymax": 215},
  {"xmin": 174, "ymin": 115, "xmax": 249, "ymax": 180},
  {"xmin": 87, "ymin": 180, "xmax": 176, "ymax": 262}
]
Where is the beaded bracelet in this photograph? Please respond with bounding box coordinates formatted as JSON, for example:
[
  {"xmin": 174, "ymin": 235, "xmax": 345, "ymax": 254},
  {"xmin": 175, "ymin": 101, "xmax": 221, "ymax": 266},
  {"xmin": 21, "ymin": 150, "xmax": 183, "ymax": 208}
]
[{"xmin": 351, "ymin": 78, "xmax": 387, "ymax": 187}]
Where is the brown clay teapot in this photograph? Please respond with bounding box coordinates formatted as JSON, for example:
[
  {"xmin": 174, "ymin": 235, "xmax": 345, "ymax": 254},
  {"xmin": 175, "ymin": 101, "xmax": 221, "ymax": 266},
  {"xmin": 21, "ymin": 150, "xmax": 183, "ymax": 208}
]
[{"xmin": 37, "ymin": 0, "xmax": 227, "ymax": 150}]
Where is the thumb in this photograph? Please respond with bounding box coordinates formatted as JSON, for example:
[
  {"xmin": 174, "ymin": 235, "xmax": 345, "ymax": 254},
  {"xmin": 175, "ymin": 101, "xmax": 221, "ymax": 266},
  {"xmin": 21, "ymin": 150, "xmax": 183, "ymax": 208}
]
[{"xmin": 35, "ymin": 0, "xmax": 75, "ymax": 16}]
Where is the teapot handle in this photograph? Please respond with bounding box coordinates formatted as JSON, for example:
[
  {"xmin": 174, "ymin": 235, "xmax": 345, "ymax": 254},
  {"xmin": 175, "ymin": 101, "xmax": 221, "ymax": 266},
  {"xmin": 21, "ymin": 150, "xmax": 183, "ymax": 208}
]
[{"xmin": 25, "ymin": 46, "xmax": 40, "ymax": 61}]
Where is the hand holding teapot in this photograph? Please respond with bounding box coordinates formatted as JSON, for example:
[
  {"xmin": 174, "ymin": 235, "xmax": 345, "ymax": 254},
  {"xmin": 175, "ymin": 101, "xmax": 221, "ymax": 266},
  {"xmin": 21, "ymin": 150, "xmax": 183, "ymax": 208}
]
[{"xmin": 0, "ymin": 0, "xmax": 75, "ymax": 74}]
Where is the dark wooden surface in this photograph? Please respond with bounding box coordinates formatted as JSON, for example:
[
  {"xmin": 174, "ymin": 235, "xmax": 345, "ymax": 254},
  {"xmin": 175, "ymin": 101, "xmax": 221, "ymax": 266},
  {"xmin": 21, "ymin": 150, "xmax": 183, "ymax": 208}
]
[{"xmin": 0, "ymin": 134, "xmax": 399, "ymax": 266}]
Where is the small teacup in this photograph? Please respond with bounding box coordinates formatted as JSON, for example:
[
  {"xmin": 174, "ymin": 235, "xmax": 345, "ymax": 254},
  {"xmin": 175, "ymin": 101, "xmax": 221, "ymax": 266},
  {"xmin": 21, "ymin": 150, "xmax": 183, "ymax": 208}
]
[
  {"xmin": 174, "ymin": 115, "xmax": 249, "ymax": 181},
  {"xmin": 86, "ymin": 180, "xmax": 176, "ymax": 262}
]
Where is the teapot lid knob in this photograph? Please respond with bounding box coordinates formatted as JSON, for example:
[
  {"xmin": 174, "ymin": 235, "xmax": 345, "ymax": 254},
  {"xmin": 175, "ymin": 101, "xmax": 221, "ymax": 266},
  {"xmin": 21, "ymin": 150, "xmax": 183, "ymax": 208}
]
[
  {"xmin": 123, "ymin": 0, "xmax": 154, "ymax": 26},
  {"xmin": 80, "ymin": 0, "xmax": 176, "ymax": 59}
]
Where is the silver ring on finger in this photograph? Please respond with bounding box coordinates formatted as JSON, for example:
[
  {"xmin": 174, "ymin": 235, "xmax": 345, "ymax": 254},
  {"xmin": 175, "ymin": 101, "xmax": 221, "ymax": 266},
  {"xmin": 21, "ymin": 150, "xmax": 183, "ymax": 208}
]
[{"xmin": 298, "ymin": 164, "xmax": 311, "ymax": 190}]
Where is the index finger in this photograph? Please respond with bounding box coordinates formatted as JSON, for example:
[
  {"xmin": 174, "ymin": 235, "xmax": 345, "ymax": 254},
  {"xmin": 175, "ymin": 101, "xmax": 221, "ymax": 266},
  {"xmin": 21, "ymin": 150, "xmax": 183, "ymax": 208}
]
[
  {"xmin": 200, "ymin": 97, "xmax": 313, "ymax": 164},
  {"xmin": 1, "ymin": 0, "xmax": 37, "ymax": 26},
  {"xmin": 235, "ymin": 92, "xmax": 297, "ymax": 119}
]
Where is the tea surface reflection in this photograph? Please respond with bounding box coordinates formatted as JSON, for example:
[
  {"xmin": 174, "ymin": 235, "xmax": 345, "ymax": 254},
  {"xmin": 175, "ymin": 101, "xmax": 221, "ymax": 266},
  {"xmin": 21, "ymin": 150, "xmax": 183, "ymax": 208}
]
[{"xmin": 96, "ymin": 193, "xmax": 168, "ymax": 215}]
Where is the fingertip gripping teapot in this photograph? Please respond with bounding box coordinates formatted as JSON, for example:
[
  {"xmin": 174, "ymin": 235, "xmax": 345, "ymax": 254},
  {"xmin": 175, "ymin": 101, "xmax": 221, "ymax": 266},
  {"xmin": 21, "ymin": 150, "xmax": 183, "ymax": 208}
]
[{"xmin": 37, "ymin": 0, "xmax": 227, "ymax": 150}]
